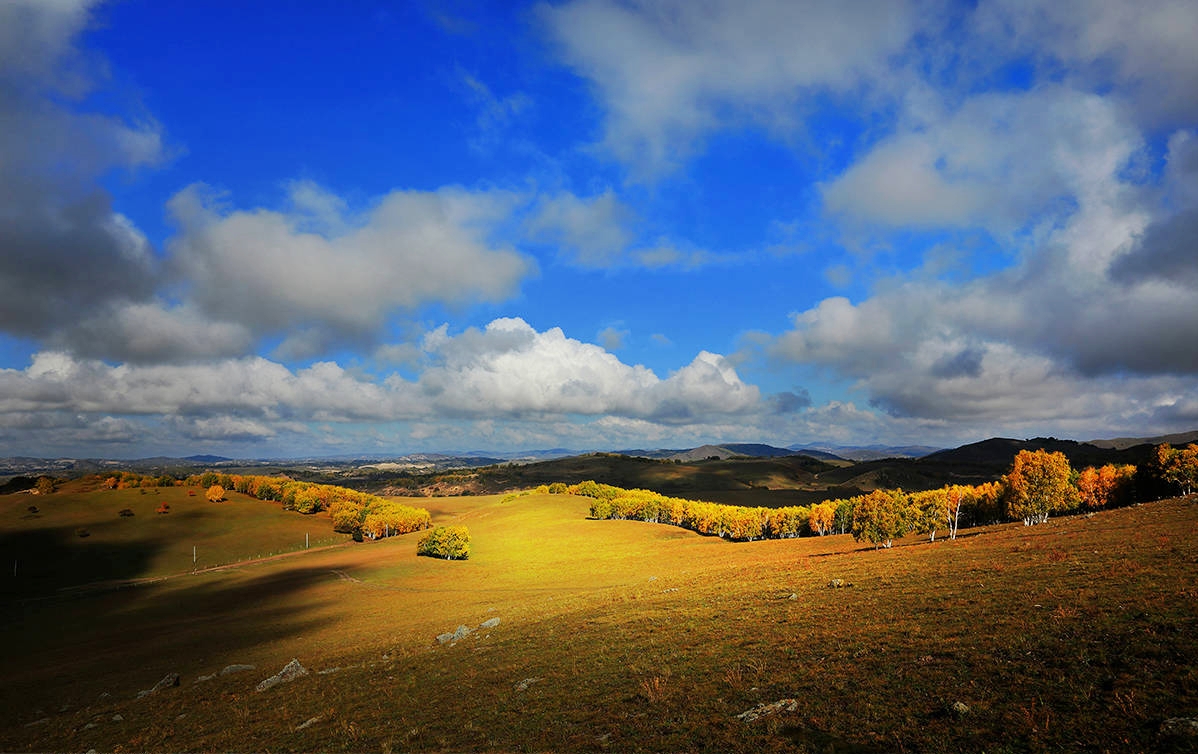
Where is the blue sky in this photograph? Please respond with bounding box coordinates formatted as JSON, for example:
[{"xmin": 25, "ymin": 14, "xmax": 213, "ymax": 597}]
[{"xmin": 1, "ymin": 0, "xmax": 1196, "ymax": 458}]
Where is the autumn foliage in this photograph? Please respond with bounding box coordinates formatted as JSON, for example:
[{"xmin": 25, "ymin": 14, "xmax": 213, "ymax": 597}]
[
  {"xmin": 181, "ymin": 473, "xmax": 431, "ymax": 539},
  {"xmin": 417, "ymin": 526, "xmax": 471, "ymax": 560}
]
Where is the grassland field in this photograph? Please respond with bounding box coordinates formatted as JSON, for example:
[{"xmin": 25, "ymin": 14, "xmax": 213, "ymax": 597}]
[{"xmin": 1, "ymin": 480, "xmax": 1196, "ymax": 753}]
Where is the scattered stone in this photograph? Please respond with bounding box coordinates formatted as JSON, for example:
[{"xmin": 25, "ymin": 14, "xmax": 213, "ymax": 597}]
[
  {"xmin": 83, "ymin": 722, "xmax": 98, "ymax": 730},
  {"xmin": 1161, "ymin": 717, "xmax": 1198, "ymax": 738},
  {"xmin": 436, "ymin": 632, "xmax": 455, "ymax": 644},
  {"xmin": 316, "ymin": 666, "xmax": 342, "ymax": 676},
  {"xmin": 24, "ymin": 718, "xmax": 50, "ymax": 727},
  {"xmin": 296, "ymin": 716, "xmax": 322, "ymax": 731},
  {"xmin": 193, "ymin": 673, "xmax": 216, "ymax": 684},
  {"xmin": 98, "ymin": 692, "xmax": 110, "ymax": 700},
  {"xmin": 255, "ymin": 659, "xmax": 308, "ymax": 692},
  {"xmin": 219, "ymin": 664, "xmax": 256, "ymax": 676},
  {"xmin": 453, "ymin": 624, "xmax": 472, "ymax": 640},
  {"xmin": 176, "ymin": 713, "xmax": 187, "ymax": 720},
  {"xmin": 950, "ymin": 701, "xmax": 970, "ymax": 716},
  {"xmin": 827, "ymin": 579, "xmax": 851, "ymax": 589},
  {"xmin": 86, "ymin": 749, "xmax": 98, "ymax": 754},
  {"xmin": 136, "ymin": 672, "xmax": 180, "ymax": 698},
  {"xmin": 479, "ymin": 617, "xmax": 501, "ymax": 629},
  {"xmin": 59, "ymin": 703, "xmax": 71, "ymax": 712},
  {"xmin": 737, "ymin": 699, "xmax": 799, "ymax": 723},
  {"xmin": 662, "ymin": 588, "xmax": 679, "ymax": 593},
  {"xmin": 514, "ymin": 677, "xmax": 542, "ymax": 692},
  {"xmin": 112, "ymin": 714, "xmax": 124, "ymax": 722}
]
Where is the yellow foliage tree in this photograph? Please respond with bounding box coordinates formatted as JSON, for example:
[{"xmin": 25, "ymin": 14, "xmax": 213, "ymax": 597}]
[
  {"xmin": 1002, "ymin": 450, "xmax": 1077, "ymax": 525},
  {"xmin": 206, "ymin": 484, "xmax": 226, "ymax": 502}
]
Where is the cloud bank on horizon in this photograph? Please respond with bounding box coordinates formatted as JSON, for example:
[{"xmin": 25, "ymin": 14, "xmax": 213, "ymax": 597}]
[{"xmin": 0, "ymin": 0, "xmax": 1195, "ymax": 457}]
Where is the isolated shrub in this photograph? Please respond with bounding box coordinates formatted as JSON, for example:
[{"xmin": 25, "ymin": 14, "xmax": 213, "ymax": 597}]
[
  {"xmin": 156, "ymin": 503, "xmax": 170, "ymax": 514},
  {"xmin": 548, "ymin": 482, "xmax": 569, "ymax": 494},
  {"xmin": 206, "ymin": 484, "xmax": 227, "ymax": 502},
  {"xmin": 417, "ymin": 526, "xmax": 471, "ymax": 560},
  {"xmin": 118, "ymin": 508, "xmax": 135, "ymax": 518},
  {"xmin": 75, "ymin": 528, "xmax": 90, "ymax": 538},
  {"xmin": 35, "ymin": 476, "xmax": 55, "ymax": 495},
  {"xmin": 27, "ymin": 505, "xmax": 39, "ymax": 515}
]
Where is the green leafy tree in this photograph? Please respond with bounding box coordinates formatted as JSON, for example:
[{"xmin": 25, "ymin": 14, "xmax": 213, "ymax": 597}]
[{"xmin": 1002, "ymin": 449, "xmax": 1078, "ymax": 525}]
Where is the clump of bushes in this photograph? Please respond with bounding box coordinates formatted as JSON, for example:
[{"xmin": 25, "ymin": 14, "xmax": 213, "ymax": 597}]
[
  {"xmin": 118, "ymin": 508, "xmax": 134, "ymax": 517},
  {"xmin": 417, "ymin": 526, "xmax": 471, "ymax": 560}
]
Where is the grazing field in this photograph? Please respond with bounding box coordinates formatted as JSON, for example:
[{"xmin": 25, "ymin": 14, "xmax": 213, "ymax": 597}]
[{"xmin": 1, "ymin": 481, "xmax": 1196, "ymax": 753}]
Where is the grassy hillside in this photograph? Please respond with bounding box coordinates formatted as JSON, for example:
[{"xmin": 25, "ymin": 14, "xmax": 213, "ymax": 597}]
[
  {"xmin": 0, "ymin": 481, "xmax": 348, "ymax": 596},
  {"xmin": 1, "ymin": 482, "xmax": 1196, "ymax": 752}
]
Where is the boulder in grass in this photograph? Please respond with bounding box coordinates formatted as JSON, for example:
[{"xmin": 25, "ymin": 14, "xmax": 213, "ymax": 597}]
[
  {"xmin": 737, "ymin": 699, "xmax": 799, "ymax": 723},
  {"xmin": 255, "ymin": 659, "xmax": 308, "ymax": 692},
  {"xmin": 479, "ymin": 617, "xmax": 500, "ymax": 630},
  {"xmin": 219, "ymin": 664, "xmax": 256, "ymax": 676},
  {"xmin": 136, "ymin": 673, "xmax": 180, "ymax": 698}
]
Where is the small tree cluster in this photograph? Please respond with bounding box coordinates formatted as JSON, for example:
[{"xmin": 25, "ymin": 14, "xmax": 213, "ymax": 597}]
[
  {"xmin": 1149, "ymin": 443, "xmax": 1198, "ymax": 496},
  {"xmin": 416, "ymin": 526, "xmax": 471, "ymax": 560},
  {"xmin": 206, "ymin": 484, "xmax": 226, "ymax": 502},
  {"xmin": 182, "ymin": 473, "xmax": 431, "ymax": 538},
  {"xmin": 1076, "ymin": 464, "xmax": 1136, "ymax": 509}
]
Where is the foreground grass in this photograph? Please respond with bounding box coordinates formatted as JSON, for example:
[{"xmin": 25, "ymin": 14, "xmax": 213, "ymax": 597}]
[{"xmin": 1, "ymin": 485, "xmax": 1196, "ymax": 752}]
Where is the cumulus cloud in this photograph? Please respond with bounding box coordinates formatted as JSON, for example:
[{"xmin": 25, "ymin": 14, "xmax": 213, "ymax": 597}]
[
  {"xmin": 0, "ymin": 0, "xmax": 165, "ymax": 340},
  {"xmin": 418, "ymin": 318, "xmax": 760, "ymax": 421},
  {"xmin": 165, "ymin": 182, "xmax": 534, "ymax": 354},
  {"xmin": 539, "ymin": 0, "xmax": 923, "ymax": 174},
  {"xmin": 0, "ymin": 318, "xmax": 767, "ymax": 452}
]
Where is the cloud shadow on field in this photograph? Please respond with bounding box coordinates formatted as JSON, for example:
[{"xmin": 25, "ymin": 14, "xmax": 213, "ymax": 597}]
[{"xmin": 0, "ymin": 559, "xmax": 358, "ymax": 730}]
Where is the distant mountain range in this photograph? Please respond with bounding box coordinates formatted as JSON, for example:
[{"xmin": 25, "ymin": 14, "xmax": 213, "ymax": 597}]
[{"xmin": 1, "ymin": 431, "xmax": 1192, "ymax": 480}]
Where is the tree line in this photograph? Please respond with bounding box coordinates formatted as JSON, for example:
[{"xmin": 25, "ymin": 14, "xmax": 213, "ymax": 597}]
[{"xmin": 575, "ymin": 444, "xmax": 1197, "ymax": 548}]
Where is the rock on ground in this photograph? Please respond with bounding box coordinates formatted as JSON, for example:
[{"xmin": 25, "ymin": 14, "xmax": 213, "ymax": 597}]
[
  {"xmin": 737, "ymin": 699, "xmax": 799, "ymax": 723},
  {"xmin": 255, "ymin": 659, "xmax": 308, "ymax": 692},
  {"xmin": 220, "ymin": 664, "xmax": 256, "ymax": 676},
  {"xmin": 136, "ymin": 673, "xmax": 180, "ymax": 699},
  {"xmin": 479, "ymin": 617, "xmax": 501, "ymax": 629},
  {"xmin": 514, "ymin": 677, "xmax": 541, "ymax": 692}
]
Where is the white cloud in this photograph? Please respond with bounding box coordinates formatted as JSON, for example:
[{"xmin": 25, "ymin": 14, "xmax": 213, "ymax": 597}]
[
  {"xmin": 822, "ymin": 87, "xmax": 1143, "ymax": 233},
  {"xmin": 526, "ymin": 189, "xmax": 635, "ymax": 266},
  {"xmin": 539, "ymin": 0, "xmax": 923, "ymax": 174},
  {"xmin": 166, "ymin": 182, "xmax": 535, "ymax": 348},
  {"xmin": 0, "ymin": 318, "xmax": 767, "ymax": 452},
  {"xmin": 972, "ymin": 0, "xmax": 1198, "ymax": 127}
]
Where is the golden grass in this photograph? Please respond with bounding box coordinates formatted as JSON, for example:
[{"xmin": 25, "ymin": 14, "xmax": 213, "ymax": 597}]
[{"xmin": 0, "ymin": 485, "xmax": 1195, "ymax": 752}]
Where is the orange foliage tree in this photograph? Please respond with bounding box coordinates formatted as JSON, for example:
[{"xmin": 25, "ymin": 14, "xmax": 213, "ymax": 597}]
[{"xmin": 1076, "ymin": 464, "xmax": 1136, "ymax": 509}]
